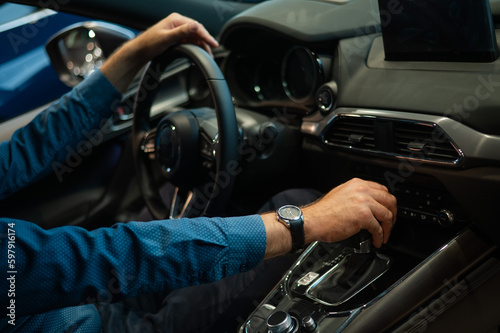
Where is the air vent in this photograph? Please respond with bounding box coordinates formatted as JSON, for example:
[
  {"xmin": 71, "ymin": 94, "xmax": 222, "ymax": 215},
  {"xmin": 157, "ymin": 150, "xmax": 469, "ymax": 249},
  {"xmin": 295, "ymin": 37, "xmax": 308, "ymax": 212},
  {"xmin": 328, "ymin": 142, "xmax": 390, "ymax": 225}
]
[
  {"xmin": 323, "ymin": 116, "xmax": 375, "ymax": 150},
  {"xmin": 322, "ymin": 115, "xmax": 462, "ymax": 165},
  {"xmin": 393, "ymin": 122, "xmax": 461, "ymax": 163}
]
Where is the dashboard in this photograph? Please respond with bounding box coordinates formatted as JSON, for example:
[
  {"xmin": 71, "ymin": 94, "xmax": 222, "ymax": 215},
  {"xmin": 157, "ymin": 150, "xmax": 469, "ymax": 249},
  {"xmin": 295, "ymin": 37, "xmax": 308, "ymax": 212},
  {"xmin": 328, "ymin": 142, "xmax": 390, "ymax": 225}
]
[
  {"xmin": 219, "ymin": 1, "xmax": 500, "ymax": 239},
  {"xmin": 216, "ymin": 0, "xmax": 500, "ymax": 332}
]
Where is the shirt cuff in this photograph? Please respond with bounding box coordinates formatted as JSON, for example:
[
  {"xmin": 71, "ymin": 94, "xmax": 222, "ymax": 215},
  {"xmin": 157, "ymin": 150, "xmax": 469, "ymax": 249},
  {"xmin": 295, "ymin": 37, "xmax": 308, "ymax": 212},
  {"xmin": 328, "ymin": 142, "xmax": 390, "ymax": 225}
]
[{"xmin": 224, "ymin": 214, "xmax": 266, "ymax": 273}]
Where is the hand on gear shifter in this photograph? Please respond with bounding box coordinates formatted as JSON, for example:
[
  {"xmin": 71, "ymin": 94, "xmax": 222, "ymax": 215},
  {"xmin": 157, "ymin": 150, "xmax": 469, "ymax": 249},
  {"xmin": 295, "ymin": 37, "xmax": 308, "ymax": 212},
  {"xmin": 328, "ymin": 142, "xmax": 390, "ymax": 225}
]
[{"xmin": 355, "ymin": 230, "xmax": 374, "ymax": 254}]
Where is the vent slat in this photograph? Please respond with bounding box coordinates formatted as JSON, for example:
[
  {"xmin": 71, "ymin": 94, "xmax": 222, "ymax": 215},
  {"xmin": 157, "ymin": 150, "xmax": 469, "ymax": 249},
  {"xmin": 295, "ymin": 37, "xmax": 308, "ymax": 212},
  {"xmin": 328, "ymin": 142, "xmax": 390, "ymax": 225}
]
[
  {"xmin": 324, "ymin": 116, "xmax": 376, "ymax": 151},
  {"xmin": 393, "ymin": 122, "xmax": 459, "ymax": 162},
  {"xmin": 323, "ymin": 116, "xmax": 461, "ymax": 164}
]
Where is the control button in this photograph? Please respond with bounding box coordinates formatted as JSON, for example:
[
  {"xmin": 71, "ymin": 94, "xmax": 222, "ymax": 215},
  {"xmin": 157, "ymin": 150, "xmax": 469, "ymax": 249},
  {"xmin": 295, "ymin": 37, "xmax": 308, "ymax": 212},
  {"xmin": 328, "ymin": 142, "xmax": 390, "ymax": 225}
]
[
  {"xmin": 438, "ymin": 209, "xmax": 455, "ymax": 227},
  {"xmin": 267, "ymin": 311, "xmax": 296, "ymax": 333},
  {"xmin": 302, "ymin": 316, "xmax": 317, "ymax": 332},
  {"xmin": 259, "ymin": 122, "xmax": 278, "ymax": 142},
  {"xmin": 316, "ymin": 82, "xmax": 337, "ymax": 113},
  {"xmin": 255, "ymin": 303, "xmax": 276, "ymax": 319},
  {"xmin": 297, "ymin": 272, "xmax": 319, "ymax": 286}
]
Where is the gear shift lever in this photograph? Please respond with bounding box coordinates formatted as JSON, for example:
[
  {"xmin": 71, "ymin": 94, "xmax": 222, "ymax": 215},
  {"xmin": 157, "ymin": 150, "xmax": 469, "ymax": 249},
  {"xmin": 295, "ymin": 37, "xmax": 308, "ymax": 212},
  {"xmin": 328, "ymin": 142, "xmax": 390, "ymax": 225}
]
[
  {"xmin": 305, "ymin": 230, "xmax": 391, "ymax": 306},
  {"xmin": 355, "ymin": 230, "xmax": 373, "ymax": 254}
]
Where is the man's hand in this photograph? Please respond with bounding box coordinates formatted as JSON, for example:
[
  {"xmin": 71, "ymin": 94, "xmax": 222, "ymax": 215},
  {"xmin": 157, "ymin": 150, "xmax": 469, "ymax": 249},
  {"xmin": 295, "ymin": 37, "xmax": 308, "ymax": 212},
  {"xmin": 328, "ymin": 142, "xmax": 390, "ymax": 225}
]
[
  {"xmin": 101, "ymin": 13, "xmax": 218, "ymax": 93},
  {"xmin": 261, "ymin": 178, "xmax": 397, "ymax": 259},
  {"xmin": 132, "ymin": 13, "xmax": 219, "ymax": 60},
  {"xmin": 302, "ymin": 178, "xmax": 397, "ymax": 248}
]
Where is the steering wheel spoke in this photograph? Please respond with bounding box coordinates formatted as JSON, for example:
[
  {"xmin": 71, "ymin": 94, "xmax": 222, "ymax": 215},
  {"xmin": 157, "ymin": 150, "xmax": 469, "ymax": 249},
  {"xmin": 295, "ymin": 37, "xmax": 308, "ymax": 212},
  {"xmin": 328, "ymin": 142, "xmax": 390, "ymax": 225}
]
[
  {"xmin": 132, "ymin": 44, "xmax": 239, "ymax": 219},
  {"xmin": 169, "ymin": 187, "xmax": 194, "ymax": 219}
]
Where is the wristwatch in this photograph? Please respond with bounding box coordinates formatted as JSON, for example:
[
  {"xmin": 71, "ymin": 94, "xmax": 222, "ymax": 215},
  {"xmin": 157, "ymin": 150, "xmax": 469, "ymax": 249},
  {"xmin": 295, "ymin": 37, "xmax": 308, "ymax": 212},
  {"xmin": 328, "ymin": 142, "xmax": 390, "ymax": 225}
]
[{"xmin": 276, "ymin": 205, "xmax": 305, "ymax": 253}]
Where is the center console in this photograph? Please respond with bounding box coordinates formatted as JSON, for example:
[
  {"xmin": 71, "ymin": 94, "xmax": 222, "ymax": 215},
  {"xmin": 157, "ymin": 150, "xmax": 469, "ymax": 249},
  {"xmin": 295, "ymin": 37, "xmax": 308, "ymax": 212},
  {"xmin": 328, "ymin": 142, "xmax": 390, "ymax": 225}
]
[
  {"xmin": 239, "ymin": 230, "xmax": 494, "ymax": 332},
  {"xmin": 239, "ymin": 172, "xmax": 496, "ymax": 332}
]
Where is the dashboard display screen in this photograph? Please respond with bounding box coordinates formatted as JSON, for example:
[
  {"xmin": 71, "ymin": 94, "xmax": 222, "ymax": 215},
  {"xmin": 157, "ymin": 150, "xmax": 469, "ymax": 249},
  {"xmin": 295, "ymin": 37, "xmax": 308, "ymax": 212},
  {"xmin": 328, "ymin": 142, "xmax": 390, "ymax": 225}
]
[{"xmin": 378, "ymin": 0, "xmax": 499, "ymax": 62}]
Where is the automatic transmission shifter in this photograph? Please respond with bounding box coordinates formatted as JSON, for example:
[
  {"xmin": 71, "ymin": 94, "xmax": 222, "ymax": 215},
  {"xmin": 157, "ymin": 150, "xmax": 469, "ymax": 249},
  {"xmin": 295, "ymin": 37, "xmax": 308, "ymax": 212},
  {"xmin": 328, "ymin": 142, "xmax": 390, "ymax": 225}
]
[
  {"xmin": 305, "ymin": 231, "xmax": 391, "ymax": 306},
  {"xmin": 354, "ymin": 230, "xmax": 373, "ymax": 254}
]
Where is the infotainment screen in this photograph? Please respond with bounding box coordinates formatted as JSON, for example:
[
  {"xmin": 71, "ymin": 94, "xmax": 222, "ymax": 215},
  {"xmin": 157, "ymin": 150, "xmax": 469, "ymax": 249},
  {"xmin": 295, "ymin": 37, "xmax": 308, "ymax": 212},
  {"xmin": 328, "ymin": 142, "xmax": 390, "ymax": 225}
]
[{"xmin": 378, "ymin": 0, "xmax": 499, "ymax": 62}]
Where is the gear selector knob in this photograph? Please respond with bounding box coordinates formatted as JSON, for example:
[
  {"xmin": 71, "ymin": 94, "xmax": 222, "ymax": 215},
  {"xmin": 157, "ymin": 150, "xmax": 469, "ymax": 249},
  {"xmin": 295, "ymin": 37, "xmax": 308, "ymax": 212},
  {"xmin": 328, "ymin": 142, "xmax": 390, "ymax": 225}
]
[{"xmin": 355, "ymin": 230, "xmax": 373, "ymax": 254}]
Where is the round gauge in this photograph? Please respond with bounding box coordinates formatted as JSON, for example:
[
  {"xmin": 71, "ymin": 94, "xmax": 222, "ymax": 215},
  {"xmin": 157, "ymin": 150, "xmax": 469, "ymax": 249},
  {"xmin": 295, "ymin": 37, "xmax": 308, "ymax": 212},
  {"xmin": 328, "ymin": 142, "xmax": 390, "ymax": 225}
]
[{"xmin": 281, "ymin": 46, "xmax": 323, "ymax": 104}]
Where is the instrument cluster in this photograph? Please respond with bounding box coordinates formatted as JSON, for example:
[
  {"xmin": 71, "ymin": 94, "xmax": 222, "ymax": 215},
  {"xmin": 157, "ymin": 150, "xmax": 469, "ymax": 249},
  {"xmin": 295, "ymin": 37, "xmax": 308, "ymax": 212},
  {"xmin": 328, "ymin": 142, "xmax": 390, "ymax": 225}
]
[{"xmin": 222, "ymin": 38, "xmax": 332, "ymax": 114}]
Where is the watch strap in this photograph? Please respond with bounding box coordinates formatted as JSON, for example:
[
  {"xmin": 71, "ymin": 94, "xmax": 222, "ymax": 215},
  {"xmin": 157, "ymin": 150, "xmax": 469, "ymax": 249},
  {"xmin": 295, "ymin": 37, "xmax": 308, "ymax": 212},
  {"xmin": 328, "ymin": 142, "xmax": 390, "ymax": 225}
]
[{"xmin": 289, "ymin": 218, "xmax": 305, "ymax": 253}]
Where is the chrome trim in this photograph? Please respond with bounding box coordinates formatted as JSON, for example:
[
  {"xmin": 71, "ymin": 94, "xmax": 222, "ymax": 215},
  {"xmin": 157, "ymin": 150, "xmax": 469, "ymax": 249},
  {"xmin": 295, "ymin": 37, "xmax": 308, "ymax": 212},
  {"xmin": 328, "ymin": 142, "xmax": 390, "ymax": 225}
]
[
  {"xmin": 140, "ymin": 128, "xmax": 157, "ymax": 156},
  {"xmin": 169, "ymin": 187, "xmax": 194, "ymax": 219},
  {"xmin": 300, "ymin": 121, "xmax": 320, "ymax": 135},
  {"xmin": 302, "ymin": 108, "xmax": 489, "ymax": 166},
  {"xmin": 281, "ymin": 242, "xmax": 361, "ymax": 316},
  {"xmin": 321, "ymin": 113, "xmax": 463, "ymax": 165},
  {"xmin": 282, "ymin": 241, "xmax": 321, "ymax": 293},
  {"xmin": 305, "ymin": 252, "xmax": 391, "ymax": 307}
]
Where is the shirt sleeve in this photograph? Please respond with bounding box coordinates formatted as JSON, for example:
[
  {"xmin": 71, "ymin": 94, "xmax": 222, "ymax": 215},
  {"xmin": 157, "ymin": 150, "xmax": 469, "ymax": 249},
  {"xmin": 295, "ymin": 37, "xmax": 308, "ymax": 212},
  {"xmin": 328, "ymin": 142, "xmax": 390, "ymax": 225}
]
[
  {"xmin": 0, "ymin": 215, "xmax": 266, "ymax": 317},
  {"xmin": 0, "ymin": 70, "xmax": 121, "ymax": 200}
]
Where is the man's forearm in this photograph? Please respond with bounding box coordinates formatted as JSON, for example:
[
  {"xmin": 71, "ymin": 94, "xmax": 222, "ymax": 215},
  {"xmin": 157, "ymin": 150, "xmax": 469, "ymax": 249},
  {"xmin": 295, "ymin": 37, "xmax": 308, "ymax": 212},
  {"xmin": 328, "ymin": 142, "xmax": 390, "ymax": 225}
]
[
  {"xmin": 261, "ymin": 212, "xmax": 292, "ymax": 259},
  {"xmin": 100, "ymin": 40, "xmax": 147, "ymax": 94},
  {"xmin": 1, "ymin": 215, "xmax": 265, "ymax": 316}
]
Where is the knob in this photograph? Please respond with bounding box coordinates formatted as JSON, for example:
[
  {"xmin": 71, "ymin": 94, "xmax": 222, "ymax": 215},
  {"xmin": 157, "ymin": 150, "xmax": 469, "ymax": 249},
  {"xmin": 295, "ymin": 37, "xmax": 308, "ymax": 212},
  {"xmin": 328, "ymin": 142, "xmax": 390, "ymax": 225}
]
[
  {"xmin": 259, "ymin": 122, "xmax": 278, "ymax": 143},
  {"xmin": 316, "ymin": 82, "xmax": 337, "ymax": 113},
  {"xmin": 302, "ymin": 316, "xmax": 317, "ymax": 332},
  {"xmin": 438, "ymin": 209, "xmax": 455, "ymax": 227},
  {"xmin": 267, "ymin": 311, "xmax": 296, "ymax": 333}
]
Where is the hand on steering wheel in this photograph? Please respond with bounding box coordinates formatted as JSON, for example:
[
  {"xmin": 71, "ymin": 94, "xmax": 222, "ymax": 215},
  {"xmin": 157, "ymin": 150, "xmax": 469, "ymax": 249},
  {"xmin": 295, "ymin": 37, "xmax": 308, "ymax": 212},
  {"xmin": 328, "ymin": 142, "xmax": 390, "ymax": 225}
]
[{"xmin": 132, "ymin": 44, "xmax": 238, "ymax": 220}]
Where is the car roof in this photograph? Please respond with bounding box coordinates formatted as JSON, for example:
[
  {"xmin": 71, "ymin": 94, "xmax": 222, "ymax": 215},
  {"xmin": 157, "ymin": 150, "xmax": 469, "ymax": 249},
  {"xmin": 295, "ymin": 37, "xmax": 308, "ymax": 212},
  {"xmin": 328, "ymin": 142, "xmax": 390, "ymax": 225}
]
[{"xmin": 8, "ymin": 0, "xmax": 258, "ymax": 35}]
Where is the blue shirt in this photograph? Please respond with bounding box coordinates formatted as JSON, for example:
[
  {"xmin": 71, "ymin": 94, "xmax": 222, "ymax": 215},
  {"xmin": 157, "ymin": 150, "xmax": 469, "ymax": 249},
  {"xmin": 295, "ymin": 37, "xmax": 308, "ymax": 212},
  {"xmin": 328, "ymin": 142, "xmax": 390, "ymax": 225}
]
[{"xmin": 0, "ymin": 70, "xmax": 266, "ymax": 319}]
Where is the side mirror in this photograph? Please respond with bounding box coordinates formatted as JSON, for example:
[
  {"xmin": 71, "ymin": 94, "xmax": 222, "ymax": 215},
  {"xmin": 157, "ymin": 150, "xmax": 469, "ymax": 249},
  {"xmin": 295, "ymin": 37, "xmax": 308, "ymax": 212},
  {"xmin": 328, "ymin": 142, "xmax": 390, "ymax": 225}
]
[{"xmin": 45, "ymin": 22, "xmax": 135, "ymax": 87}]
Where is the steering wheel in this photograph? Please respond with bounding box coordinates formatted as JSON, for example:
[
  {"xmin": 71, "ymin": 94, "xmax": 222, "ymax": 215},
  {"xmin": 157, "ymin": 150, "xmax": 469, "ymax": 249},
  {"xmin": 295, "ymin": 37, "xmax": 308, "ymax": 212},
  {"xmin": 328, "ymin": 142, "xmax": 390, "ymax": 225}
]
[{"xmin": 132, "ymin": 44, "xmax": 239, "ymax": 220}]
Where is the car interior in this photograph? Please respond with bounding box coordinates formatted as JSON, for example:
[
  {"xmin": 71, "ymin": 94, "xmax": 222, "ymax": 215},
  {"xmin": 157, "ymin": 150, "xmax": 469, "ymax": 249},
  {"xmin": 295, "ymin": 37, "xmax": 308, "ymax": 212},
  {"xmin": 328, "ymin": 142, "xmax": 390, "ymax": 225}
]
[{"xmin": 1, "ymin": 0, "xmax": 500, "ymax": 332}]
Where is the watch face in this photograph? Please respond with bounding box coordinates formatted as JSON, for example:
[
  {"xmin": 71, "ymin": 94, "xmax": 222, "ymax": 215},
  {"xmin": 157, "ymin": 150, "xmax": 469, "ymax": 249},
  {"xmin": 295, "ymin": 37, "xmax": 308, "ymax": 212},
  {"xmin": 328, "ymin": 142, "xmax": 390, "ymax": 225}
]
[{"xmin": 279, "ymin": 205, "xmax": 302, "ymax": 220}]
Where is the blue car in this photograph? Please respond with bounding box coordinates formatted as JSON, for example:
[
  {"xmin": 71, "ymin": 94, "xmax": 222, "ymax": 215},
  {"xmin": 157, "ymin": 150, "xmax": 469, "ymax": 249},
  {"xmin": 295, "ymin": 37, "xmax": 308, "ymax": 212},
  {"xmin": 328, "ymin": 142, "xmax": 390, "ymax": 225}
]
[{"xmin": 0, "ymin": 3, "xmax": 139, "ymax": 122}]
